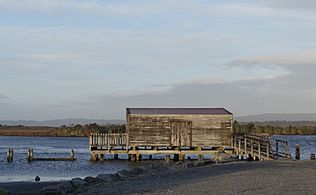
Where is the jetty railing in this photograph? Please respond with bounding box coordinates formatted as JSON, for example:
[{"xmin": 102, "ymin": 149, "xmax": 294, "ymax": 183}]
[
  {"xmin": 89, "ymin": 133, "xmax": 128, "ymax": 147},
  {"xmin": 233, "ymin": 134, "xmax": 291, "ymax": 160},
  {"xmin": 270, "ymin": 138, "xmax": 291, "ymax": 159}
]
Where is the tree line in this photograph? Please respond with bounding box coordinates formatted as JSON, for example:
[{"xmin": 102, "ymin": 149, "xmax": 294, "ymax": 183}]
[
  {"xmin": 0, "ymin": 123, "xmax": 126, "ymax": 137},
  {"xmin": 234, "ymin": 121, "xmax": 316, "ymax": 135},
  {"xmin": 1, "ymin": 120, "xmax": 316, "ymax": 137}
]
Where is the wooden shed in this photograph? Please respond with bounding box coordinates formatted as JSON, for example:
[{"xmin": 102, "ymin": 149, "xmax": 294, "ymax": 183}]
[{"xmin": 126, "ymin": 108, "xmax": 233, "ymax": 148}]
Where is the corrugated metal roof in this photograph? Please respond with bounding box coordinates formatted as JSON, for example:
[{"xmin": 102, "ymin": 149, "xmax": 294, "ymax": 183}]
[{"xmin": 126, "ymin": 108, "xmax": 232, "ymax": 115}]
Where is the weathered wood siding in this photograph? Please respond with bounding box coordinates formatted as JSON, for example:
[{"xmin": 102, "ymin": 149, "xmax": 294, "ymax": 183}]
[{"xmin": 127, "ymin": 114, "xmax": 233, "ymax": 147}]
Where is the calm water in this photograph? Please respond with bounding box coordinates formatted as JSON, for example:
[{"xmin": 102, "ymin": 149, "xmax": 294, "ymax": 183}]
[
  {"xmin": 0, "ymin": 136, "xmax": 134, "ymax": 182},
  {"xmin": 0, "ymin": 135, "xmax": 315, "ymax": 182},
  {"xmin": 272, "ymin": 135, "xmax": 316, "ymax": 160}
]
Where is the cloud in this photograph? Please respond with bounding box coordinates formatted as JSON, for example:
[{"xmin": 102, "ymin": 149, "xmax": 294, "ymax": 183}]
[
  {"xmin": 1, "ymin": 0, "xmax": 315, "ymax": 21},
  {"xmin": 0, "ymin": 94, "xmax": 7, "ymax": 99},
  {"xmin": 257, "ymin": 0, "xmax": 316, "ymax": 11},
  {"xmin": 2, "ymin": 50, "xmax": 316, "ymax": 120},
  {"xmin": 88, "ymin": 72, "xmax": 316, "ymax": 118},
  {"xmin": 0, "ymin": 0, "xmax": 180, "ymax": 16},
  {"xmin": 82, "ymin": 50, "xmax": 316, "ymax": 118},
  {"xmin": 240, "ymin": 50, "xmax": 316, "ymax": 66},
  {"xmin": 229, "ymin": 50, "xmax": 316, "ymax": 79}
]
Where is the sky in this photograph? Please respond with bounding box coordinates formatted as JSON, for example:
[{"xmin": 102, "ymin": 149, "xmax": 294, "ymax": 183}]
[{"xmin": 0, "ymin": 0, "xmax": 316, "ymax": 120}]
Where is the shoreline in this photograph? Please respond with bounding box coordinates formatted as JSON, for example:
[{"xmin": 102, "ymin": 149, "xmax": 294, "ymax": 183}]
[
  {"xmin": 0, "ymin": 181, "xmax": 61, "ymax": 195},
  {"xmin": 1, "ymin": 159, "xmax": 316, "ymax": 194}
]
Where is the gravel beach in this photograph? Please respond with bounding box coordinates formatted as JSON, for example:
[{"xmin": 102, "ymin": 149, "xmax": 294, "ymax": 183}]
[
  {"xmin": 1, "ymin": 160, "xmax": 315, "ymax": 195},
  {"xmin": 77, "ymin": 160, "xmax": 316, "ymax": 195}
]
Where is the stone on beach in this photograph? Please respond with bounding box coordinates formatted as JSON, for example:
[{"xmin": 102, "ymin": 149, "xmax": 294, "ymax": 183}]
[
  {"xmin": 71, "ymin": 178, "xmax": 88, "ymax": 189},
  {"xmin": 0, "ymin": 188, "xmax": 10, "ymax": 195},
  {"xmin": 84, "ymin": 176, "xmax": 102, "ymax": 184},
  {"xmin": 96, "ymin": 174, "xmax": 116, "ymax": 183},
  {"xmin": 128, "ymin": 167, "xmax": 144, "ymax": 176},
  {"xmin": 42, "ymin": 181, "xmax": 73, "ymax": 194},
  {"xmin": 115, "ymin": 170, "xmax": 130, "ymax": 178}
]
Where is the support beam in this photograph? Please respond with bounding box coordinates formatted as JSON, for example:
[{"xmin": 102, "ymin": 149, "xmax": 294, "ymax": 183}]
[
  {"xmin": 258, "ymin": 140, "xmax": 261, "ymax": 160},
  {"xmin": 266, "ymin": 143, "xmax": 270, "ymax": 160},
  {"xmin": 276, "ymin": 141, "xmax": 279, "ymax": 159},
  {"xmin": 238, "ymin": 139, "xmax": 241, "ymax": 154},
  {"xmin": 164, "ymin": 155, "xmax": 170, "ymax": 162},
  {"xmin": 136, "ymin": 154, "xmax": 142, "ymax": 161},
  {"xmin": 244, "ymin": 137, "xmax": 247, "ymax": 154},
  {"xmin": 250, "ymin": 140, "xmax": 254, "ymax": 159},
  {"xmin": 295, "ymin": 144, "xmax": 300, "ymax": 160}
]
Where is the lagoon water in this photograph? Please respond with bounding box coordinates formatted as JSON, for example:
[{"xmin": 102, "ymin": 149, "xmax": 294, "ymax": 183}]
[
  {"xmin": 0, "ymin": 136, "xmax": 132, "ymax": 182},
  {"xmin": 0, "ymin": 135, "xmax": 315, "ymax": 182},
  {"xmin": 272, "ymin": 135, "xmax": 316, "ymax": 160}
]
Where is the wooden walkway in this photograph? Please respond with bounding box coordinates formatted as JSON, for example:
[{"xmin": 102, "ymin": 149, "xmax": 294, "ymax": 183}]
[
  {"xmin": 233, "ymin": 134, "xmax": 291, "ymax": 160},
  {"xmin": 89, "ymin": 133, "xmax": 232, "ymax": 161},
  {"xmin": 89, "ymin": 133, "xmax": 291, "ymax": 161}
]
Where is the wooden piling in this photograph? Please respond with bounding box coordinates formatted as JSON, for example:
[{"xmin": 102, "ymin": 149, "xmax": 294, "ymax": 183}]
[
  {"xmin": 258, "ymin": 140, "xmax": 261, "ymax": 160},
  {"xmin": 91, "ymin": 153, "xmax": 98, "ymax": 161},
  {"xmin": 164, "ymin": 155, "xmax": 170, "ymax": 162},
  {"xmin": 70, "ymin": 149, "xmax": 75, "ymax": 159},
  {"xmin": 100, "ymin": 154, "xmax": 104, "ymax": 161},
  {"xmin": 311, "ymin": 153, "xmax": 315, "ymax": 160},
  {"xmin": 131, "ymin": 154, "xmax": 136, "ymax": 162},
  {"xmin": 295, "ymin": 144, "xmax": 300, "ymax": 160},
  {"xmin": 244, "ymin": 137, "xmax": 247, "ymax": 154},
  {"xmin": 7, "ymin": 148, "xmax": 13, "ymax": 162},
  {"xmin": 174, "ymin": 154, "xmax": 179, "ymax": 161},
  {"xmin": 198, "ymin": 154, "xmax": 204, "ymax": 161},
  {"xmin": 136, "ymin": 154, "xmax": 142, "ymax": 161},
  {"xmin": 266, "ymin": 143, "xmax": 270, "ymax": 160},
  {"xmin": 238, "ymin": 139, "xmax": 241, "ymax": 154},
  {"xmin": 276, "ymin": 141, "xmax": 279, "ymax": 159},
  {"xmin": 234, "ymin": 137, "xmax": 237, "ymax": 154},
  {"xmin": 250, "ymin": 140, "xmax": 254, "ymax": 159},
  {"xmin": 179, "ymin": 154, "xmax": 185, "ymax": 161},
  {"xmin": 27, "ymin": 148, "xmax": 33, "ymax": 162}
]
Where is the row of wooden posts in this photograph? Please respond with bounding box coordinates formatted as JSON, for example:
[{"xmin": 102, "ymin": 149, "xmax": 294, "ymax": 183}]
[
  {"xmin": 91, "ymin": 150, "xmax": 192, "ymax": 162},
  {"xmin": 6, "ymin": 148, "xmax": 76, "ymax": 162},
  {"xmin": 91, "ymin": 152, "xmax": 189, "ymax": 162}
]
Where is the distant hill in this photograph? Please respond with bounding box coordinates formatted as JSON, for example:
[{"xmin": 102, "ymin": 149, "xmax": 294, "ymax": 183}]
[
  {"xmin": 236, "ymin": 113, "xmax": 316, "ymax": 122},
  {"xmin": 0, "ymin": 118, "xmax": 125, "ymax": 127}
]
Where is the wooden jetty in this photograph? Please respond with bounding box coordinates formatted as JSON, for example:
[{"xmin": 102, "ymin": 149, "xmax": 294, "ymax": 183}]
[
  {"xmin": 89, "ymin": 108, "xmax": 292, "ymax": 162},
  {"xmin": 233, "ymin": 134, "xmax": 291, "ymax": 160},
  {"xmin": 89, "ymin": 133, "xmax": 291, "ymax": 161},
  {"xmin": 89, "ymin": 133, "xmax": 232, "ymax": 161}
]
